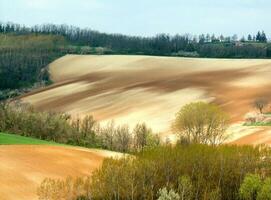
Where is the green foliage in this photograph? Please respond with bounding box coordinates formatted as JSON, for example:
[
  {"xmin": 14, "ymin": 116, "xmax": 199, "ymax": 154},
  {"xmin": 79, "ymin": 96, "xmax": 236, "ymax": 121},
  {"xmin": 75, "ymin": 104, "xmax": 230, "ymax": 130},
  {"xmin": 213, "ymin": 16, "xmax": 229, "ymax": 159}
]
[
  {"xmin": 198, "ymin": 43, "xmax": 268, "ymax": 58},
  {"xmin": 0, "ymin": 33, "xmax": 114, "ymax": 100},
  {"xmin": 244, "ymin": 121, "xmax": 271, "ymax": 126},
  {"xmin": 239, "ymin": 174, "xmax": 262, "ymax": 200},
  {"xmin": 238, "ymin": 176, "xmax": 271, "ymax": 200},
  {"xmin": 0, "ymin": 34, "xmax": 67, "ymax": 91},
  {"xmin": 0, "ymin": 102, "xmax": 102, "ymax": 148},
  {"xmin": 86, "ymin": 144, "xmax": 271, "ymax": 200},
  {"xmin": 0, "ymin": 102, "xmax": 76, "ymax": 144},
  {"xmin": 178, "ymin": 176, "xmax": 193, "ymax": 200},
  {"xmin": 208, "ymin": 188, "xmax": 222, "ymax": 200},
  {"xmin": 0, "ymin": 102, "xmax": 159, "ymax": 152},
  {"xmin": 146, "ymin": 132, "xmax": 161, "ymax": 149},
  {"xmin": 257, "ymin": 178, "xmax": 271, "ymax": 200},
  {"xmin": 173, "ymin": 102, "xmax": 229, "ymax": 145}
]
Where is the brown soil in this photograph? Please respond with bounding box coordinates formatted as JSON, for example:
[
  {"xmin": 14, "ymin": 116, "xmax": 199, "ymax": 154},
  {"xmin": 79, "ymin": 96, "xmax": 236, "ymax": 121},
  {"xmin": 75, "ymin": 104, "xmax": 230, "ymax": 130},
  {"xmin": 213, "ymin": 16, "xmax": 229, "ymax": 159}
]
[{"xmin": 0, "ymin": 145, "xmax": 121, "ymax": 200}]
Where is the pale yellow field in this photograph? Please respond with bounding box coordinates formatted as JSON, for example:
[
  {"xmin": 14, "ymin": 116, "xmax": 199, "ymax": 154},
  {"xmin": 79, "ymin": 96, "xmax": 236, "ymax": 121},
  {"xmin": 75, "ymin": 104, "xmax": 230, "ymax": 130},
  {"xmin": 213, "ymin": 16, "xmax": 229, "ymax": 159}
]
[{"xmin": 22, "ymin": 55, "xmax": 271, "ymax": 143}]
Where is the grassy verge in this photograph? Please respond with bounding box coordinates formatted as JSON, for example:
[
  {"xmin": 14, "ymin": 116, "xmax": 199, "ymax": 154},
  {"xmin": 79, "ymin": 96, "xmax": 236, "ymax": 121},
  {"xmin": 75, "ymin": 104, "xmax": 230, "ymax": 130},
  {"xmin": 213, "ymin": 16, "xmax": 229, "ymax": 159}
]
[
  {"xmin": 0, "ymin": 132, "xmax": 64, "ymax": 145},
  {"xmin": 243, "ymin": 122, "xmax": 271, "ymax": 127}
]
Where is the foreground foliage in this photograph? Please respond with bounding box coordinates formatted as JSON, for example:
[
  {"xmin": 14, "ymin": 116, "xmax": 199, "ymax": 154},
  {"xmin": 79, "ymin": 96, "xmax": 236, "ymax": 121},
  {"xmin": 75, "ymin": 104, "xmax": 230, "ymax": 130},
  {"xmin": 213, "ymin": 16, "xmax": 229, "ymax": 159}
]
[
  {"xmin": 38, "ymin": 144, "xmax": 271, "ymax": 200},
  {"xmin": 239, "ymin": 174, "xmax": 271, "ymax": 200},
  {"xmin": 37, "ymin": 177, "xmax": 92, "ymax": 200}
]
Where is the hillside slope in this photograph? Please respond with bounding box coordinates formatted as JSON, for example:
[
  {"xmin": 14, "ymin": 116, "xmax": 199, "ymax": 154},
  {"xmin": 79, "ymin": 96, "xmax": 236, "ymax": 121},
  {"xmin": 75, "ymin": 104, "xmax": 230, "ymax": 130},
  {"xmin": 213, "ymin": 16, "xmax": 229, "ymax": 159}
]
[
  {"xmin": 21, "ymin": 55, "xmax": 271, "ymax": 142},
  {"xmin": 0, "ymin": 145, "xmax": 122, "ymax": 200}
]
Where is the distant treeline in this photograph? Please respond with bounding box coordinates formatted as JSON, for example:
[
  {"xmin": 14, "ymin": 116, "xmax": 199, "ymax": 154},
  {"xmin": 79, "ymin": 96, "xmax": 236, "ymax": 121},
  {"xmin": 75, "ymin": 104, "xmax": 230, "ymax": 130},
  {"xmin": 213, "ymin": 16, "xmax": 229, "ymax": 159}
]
[{"xmin": 1, "ymin": 22, "xmax": 271, "ymax": 58}]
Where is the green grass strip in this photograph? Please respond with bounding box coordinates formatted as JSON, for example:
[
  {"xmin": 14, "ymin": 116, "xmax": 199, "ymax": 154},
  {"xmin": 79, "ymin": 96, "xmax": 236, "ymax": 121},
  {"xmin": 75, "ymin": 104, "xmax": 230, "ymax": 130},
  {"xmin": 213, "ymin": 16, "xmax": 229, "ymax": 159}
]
[{"xmin": 0, "ymin": 132, "xmax": 63, "ymax": 145}]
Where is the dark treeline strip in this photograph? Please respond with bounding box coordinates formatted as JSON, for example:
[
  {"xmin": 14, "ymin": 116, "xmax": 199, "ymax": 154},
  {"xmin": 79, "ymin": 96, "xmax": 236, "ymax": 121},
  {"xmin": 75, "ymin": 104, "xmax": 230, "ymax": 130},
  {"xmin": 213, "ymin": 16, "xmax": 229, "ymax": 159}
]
[
  {"xmin": 0, "ymin": 22, "xmax": 194, "ymax": 55},
  {"xmin": 1, "ymin": 22, "xmax": 271, "ymax": 58},
  {"xmin": 37, "ymin": 144, "xmax": 271, "ymax": 200},
  {"xmin": 0, "ymin": 102, "xmax": 160, "ymax": 152}
]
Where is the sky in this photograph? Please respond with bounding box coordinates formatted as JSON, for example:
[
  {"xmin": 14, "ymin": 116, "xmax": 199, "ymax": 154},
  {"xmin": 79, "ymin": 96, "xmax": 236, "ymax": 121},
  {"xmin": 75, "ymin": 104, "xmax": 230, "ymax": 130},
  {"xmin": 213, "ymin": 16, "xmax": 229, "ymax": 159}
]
[{"xmin": 0, "ymin": 0, "xmax": 270, "ymax": 37}]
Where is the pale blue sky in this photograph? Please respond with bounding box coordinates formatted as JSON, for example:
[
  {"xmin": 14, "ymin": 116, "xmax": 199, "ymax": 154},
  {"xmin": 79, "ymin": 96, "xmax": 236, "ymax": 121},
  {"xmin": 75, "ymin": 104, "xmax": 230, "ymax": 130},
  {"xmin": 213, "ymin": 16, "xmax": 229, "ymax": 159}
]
[{"xmin": 0, "ymin": 0, "xmax": 270, "ymax": 37}]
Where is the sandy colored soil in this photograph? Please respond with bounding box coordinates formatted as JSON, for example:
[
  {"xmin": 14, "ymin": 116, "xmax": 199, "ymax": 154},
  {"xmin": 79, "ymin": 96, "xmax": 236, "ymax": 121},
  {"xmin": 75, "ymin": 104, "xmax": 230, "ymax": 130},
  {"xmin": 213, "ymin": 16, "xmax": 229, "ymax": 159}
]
[
  {"xmin": 0, "ymin": 145, "xmax": 122, "ymax": 200},
  {"xmin": 230, "ymin": 128, "xmax": 271, "ymax": 145},
  {"xmin": 21, "ymin": 55, "xmax": 271, "ymax": 143}
]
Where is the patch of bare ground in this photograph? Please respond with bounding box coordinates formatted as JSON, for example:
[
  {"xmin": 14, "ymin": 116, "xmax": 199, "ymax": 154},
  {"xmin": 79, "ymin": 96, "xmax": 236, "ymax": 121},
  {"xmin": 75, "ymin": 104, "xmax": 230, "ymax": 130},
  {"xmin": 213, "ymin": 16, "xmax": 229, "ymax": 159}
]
[{"xmin": 230, "ymin": 128, "xmax": 271, "ymax": 145}]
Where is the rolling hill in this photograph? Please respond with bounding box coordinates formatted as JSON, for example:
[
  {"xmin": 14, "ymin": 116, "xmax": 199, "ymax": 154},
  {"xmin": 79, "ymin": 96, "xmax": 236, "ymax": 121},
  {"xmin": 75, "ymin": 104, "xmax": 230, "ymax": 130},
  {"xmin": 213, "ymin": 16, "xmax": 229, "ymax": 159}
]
[
  {"xmin": 0, "ymin": 133, "xmax": 122, "ymax": 200},
  {"xmin": 21, "ymin": 54, "xmax": 271, "ymax": 143}
]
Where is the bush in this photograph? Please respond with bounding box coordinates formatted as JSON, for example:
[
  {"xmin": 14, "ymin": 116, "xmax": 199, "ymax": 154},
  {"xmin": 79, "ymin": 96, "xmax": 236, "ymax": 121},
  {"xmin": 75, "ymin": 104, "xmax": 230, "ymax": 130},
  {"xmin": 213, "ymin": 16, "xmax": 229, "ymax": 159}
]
[
  {"xmin": 0, "ymin": 101, "xmax": 75, "ymax": 143},
  {"xmin": 257, "ymin": 178, "xmax": 271, "ymax": 200},
  {"xmin": 157, "ymin": 188, "xmax": 180, "ymax": 200},
  {"xmin": 239, "ymin": 174, "xmax": 262, "ymax": 200},
  {"xmin": 173, "ymin": 102, "xmax": 229, "ymax": 145},
  {"xmin": 37, "ymin": 176, "xmax": 91, "ymax": 200},
  {"xmin": 0, "ymin": 101, "xmax": 104, "ymax": 147},
  {"xmin": 208, "ymin": 188, "xmax": 222, "ymax": 200},
  {"xmin": 178, "ymin": 176, "xmax": 193, "ymax": 200}
]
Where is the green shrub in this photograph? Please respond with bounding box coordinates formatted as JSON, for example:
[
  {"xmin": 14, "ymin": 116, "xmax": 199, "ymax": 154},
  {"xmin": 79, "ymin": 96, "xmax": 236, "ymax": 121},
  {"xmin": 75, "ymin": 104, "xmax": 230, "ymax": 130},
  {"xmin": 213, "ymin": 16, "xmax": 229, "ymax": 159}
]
[
  {"xmin": 239, "ymin": 174, "xmax": 262, "ymax": 200},
  {"xmin": 256, "ymin": 178, "xmax": 271, "ymax": 200},
  {"xmin": 178, "ymin": 176, "xmax": 193, "ymax": 200}
]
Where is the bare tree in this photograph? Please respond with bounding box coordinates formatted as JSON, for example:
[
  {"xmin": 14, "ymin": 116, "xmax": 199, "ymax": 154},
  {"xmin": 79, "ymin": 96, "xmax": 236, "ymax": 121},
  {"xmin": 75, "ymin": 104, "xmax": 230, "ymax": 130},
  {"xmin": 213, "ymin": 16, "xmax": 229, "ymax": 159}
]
[
  {"xmin": 254, "ymin": 99, "xmax": 268, "ymax": 114},
  {"xmin": 114, "ymin": 124, "xmax": 131, "ymax": 153},
  {"xmin": 133, "ymin": 123, "xmax": 152, "ymax": 151},
  {"xmin": 99, "ymin": 120, "xmax": 116, "ymax": 150}
]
